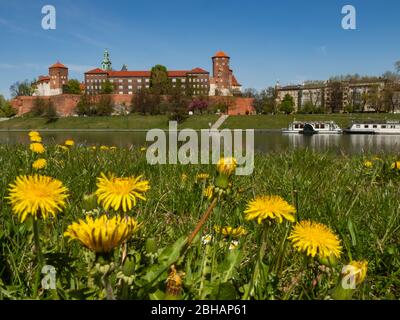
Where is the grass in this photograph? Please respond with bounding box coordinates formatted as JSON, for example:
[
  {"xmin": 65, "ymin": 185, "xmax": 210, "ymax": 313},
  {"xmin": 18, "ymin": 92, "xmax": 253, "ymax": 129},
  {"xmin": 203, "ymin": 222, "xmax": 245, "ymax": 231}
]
[
  {"xmin": 0, "ymin": 139, "xmax": 399, "ymax": 300},
  {"xmin": 0, "ymin": 114, "xmax": 219, "ymax": 131},
  {"xmin": 2, "ymin": 113, "xmax": 400, "ymax": 131}
]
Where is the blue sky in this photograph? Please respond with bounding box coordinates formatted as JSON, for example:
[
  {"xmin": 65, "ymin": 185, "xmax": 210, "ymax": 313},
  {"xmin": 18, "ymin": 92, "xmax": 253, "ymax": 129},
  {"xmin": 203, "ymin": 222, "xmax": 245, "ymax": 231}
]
[{"xmin": 0, "ymin": 0, "xmax": 399, "ymax": 98}]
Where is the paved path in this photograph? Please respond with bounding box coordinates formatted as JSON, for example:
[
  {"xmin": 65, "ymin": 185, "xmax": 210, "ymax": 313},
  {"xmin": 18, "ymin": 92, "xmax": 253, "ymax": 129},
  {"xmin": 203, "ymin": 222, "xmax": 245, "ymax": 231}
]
[{"xmin": 211, "ymin": 114, "xmax": 229, "ymax": 129}]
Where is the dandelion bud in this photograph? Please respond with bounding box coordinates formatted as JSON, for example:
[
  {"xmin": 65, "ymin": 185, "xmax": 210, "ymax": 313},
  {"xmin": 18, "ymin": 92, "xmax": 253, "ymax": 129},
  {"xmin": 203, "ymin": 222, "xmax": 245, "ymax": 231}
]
[{"xmin": 165, "ymin": 265, "xmax": 184, "ymax": 300}]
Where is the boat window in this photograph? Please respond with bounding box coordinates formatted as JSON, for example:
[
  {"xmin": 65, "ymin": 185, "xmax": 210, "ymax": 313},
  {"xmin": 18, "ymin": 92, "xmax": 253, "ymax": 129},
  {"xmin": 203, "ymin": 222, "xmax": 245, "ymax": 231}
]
[
  {"xmin": 391, "ymin": 125, "xmax": 396, "ymax": 129},
  {"xmin": 321, "ymin": 124, "xmax": 325, "ymax": 129},
  {"xmin": 315, "ymin": 124, "xmax": 319, "ymax": 129},
  {"xmin": 300, "ymin": 124, "xmax": 304, "ymax": 128},
  {"xmin": 294, "ymin": 124, "xmax": 299, "ymax": 129},
  {"xmin": 373, "ymin": 125, "xmax": 377, "ymax": 128},
  {"xmin": 381, "ymin": 125, "xmax": 386, "ymax": 129},
  {"xmin": 364, "ymin": 125, "xmax": 369, "ymax": 128}
]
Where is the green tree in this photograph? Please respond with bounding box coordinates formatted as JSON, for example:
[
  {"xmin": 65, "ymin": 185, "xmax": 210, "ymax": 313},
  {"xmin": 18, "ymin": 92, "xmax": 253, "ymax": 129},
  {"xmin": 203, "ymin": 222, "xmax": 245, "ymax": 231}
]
[
  {"xmin": 0, "ymin": 95, "xmax": 16, "ymax": 117},
  {"xmin": 96, "ymin": 95, "xmax": 114, "ymax": 116},
  {"xmin": 150, "ymin": 65, "xmax": 171, "ymax": 94},
  {"xmin": 279, "ymin": 94, "xmax": 295, "ymax": 114},
  {"xmin": 76, "ymin": 95, "xmax": 96, "ymax": 116},
  {"xmin": 63, "ymin": 79, "xmax": 82, "ymax": 94},
  {"xmin": 10, "ymin": 80, "xmax": 35, "ymax": 98},
  {"xmin": 101, "ymin": 80, "xmax": 114, "ymax": 94}
]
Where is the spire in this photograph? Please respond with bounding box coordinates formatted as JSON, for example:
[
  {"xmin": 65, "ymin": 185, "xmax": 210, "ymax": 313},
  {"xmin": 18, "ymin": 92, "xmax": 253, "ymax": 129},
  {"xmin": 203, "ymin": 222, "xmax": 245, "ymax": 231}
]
[{"xmin": 101, "ymin": 49, "xmax": 112, "ymax": 71}]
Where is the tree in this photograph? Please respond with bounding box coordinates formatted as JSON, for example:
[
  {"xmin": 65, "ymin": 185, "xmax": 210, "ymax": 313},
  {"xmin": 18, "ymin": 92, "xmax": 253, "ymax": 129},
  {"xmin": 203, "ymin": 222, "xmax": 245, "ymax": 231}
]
[
  {"xmin": 10, "ymin": 80, "xmax": 35, "ymax": 98},
  {"xmin": 327, "ymin": 82, "xmax": 344, "ymax": 113},
  {"xmin": 101, "ymin": 80, "xmax": 114, "ymax": 94},
  {"xmin": 168, "ymin": 85, "xmax": 189, "ymax": 123},
  {"xmin": 279, "ymin": 94, "xmax": 295, "ymax": 114},
  {"xmin": 0, "ymin": 95, "xmax": 16, "ymax": 117},
  {"xmin": 188, "ymin": 99, "xmax": 208, "ymax": 114},
  {"xmin": 395, "ymin": 61, "xmax": 400, "ymax": 74},
  {"xmin": 96, "ymin": 95, "xmax": 114, "ymax": 116},
  {"xmin": 252, "ymin": 87, "xmax": 277, "ymax": 114},
  {"xmin": 150, "ymin": 65, "xmax": 170, "ymax": 94},
  {"xmin": 63, "ymin": 79, "xmax": 82, "ymax": 94},
  {"xmin": 76, "ymin": 95, "xmax": 96, "ymax": 116}
]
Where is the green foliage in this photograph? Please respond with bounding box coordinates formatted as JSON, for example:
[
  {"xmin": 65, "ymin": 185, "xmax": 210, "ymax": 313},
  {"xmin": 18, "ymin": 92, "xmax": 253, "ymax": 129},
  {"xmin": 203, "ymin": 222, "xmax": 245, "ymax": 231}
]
[
  {"xmin": 63, "ymin": 79, "xmax": 82, "ymax": 95},
  {"xmin": 279, "ymin": 94, "xmax": 295, "ymax": 114},
  {"xmin": 96, "ymin": 96, "xmax": 114, "ymax": 116},
  {"xmin": 150, "ymin": 65, "xmax": 171, "ymax": 94},
  {"xmin": 76, "ymin": 95, "xmax": 97, "ymax": 116},
  {"xmin": 0, "ymin": 95, "xmax": 16, "ymax": 118},
  {"xmin": 10, "ymin": 80, "xmax": 35, "ymax": 98},
  {"xmin": 100, "ymin": 80, "xmax": 114, "ymax": 95}
]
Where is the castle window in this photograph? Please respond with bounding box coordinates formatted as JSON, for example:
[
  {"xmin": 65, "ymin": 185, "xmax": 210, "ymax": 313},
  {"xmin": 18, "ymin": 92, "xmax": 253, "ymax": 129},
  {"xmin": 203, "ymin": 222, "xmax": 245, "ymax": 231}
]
[
  {"xmin": 128, "ymin": 79, "xmax": 132, "ymax": 83},
  {"xmin": 172, "ymin": 79, "xmax": 176, "ymax": 83},
  {"xmin": 129, "ymin": 91, "xmax": 132, "ymax": 95},
  {"xmin": 138, "ymin": 79, "xmax": 142, "ymax": 83}
]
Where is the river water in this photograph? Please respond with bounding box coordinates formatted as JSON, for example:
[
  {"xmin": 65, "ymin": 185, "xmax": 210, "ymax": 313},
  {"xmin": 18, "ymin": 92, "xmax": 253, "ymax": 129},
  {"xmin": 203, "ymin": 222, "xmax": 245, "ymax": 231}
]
[{"xmin": 0, "ymin": 131, "xmax": 400, "ymax": 155}]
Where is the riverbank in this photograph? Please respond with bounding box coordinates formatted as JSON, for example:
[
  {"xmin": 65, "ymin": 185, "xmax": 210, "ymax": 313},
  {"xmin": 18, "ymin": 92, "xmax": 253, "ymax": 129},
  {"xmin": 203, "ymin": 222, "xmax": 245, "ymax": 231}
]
[{"xmin": 1, "ymin": 113, "xmax": 400, "ymax": 130}]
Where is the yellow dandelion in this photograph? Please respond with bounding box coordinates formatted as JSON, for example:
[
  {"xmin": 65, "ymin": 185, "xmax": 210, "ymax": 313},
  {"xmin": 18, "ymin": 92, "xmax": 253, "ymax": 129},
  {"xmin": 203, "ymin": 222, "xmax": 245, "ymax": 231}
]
[
  {"xmin": 196, "ymin": 173, "xmax": 210, "ymax": 182},
  {"xmin": 57, "ymin": 145, "xmax": 69, "ymax": 152},
  {"xmin": 181, "ymin": 173, "xmax": 188, "ymax": 182},
  {"xmin": 343, "ymin": 260, "xmax": 368, "ymax": 286},
  {"xmin": 64, "ymin": 140, "xmax": 75, "ymax": 147},
  {"xmin": 140, "ymin": 147, "xmax": 147, "ymax": 152},
  {"xmin": 110, "ymin": 146, "xmax": 117, "ymax": 151},
  {"xmin": 288, "ymin": 220, "xmax": 342, "ymax": 259},
  {"xmin": 30, "ymin": 135, "xmax": 42, "ymax": 143},
  {"xmin": 30, "ymin": 143, "xmax": 45, "ymax": 154},
  {"xmin": 95, "ymin": 172, "xmax": 150, "ymax": 212},
  {"xmin": 29, "ymin": 131, "xmax": 40, "ymax": 138},
  {"xmin": 7, "ymin": 175, "xmax": 69, "ymax": 222},
  {"xmin": 391, "ymin": 161, "xmax": 400, "ymax": 170},
  {"xmin": 214, "ymin": 225, "xmax": 247, "ymax": 237},
  {"xmin": 217, "ymin": 157, "xmax": 237, "ymax": 176},
  {"xmin": 203, "ymin": 185, "xmax": 214, "ymax": 199},
  {"xmin": 32, "ymin": 158, "xmax": 47, "ymax": 170},
  {"xmin": 100, "ymin": 146, "xmax": 109, "ymax": 151},
  {"xmin": 64, "ymin": 215, "xmax": 140, "ymax": 253},
  {"xmin": 244, "ymin": 195, "xmax": 296, "ymax": 224},
  {"xmin": 363, "ymin": 161, "xmax": 373, "ymax": 168}
]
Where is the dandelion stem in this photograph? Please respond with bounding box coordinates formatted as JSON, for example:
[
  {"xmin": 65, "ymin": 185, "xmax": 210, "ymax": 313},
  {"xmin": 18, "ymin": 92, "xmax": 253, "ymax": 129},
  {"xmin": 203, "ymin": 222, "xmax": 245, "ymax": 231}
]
[
  {"xmin": 243, "ymin": 223, "xmax": 269, "ymax": 300},
  {"xmin": 32, "ymin": 218, "xmax": 44, "ymax": 298},
  {"xmin": 188, "ymin": 197, "xmax": 218, "ymax": 245}
]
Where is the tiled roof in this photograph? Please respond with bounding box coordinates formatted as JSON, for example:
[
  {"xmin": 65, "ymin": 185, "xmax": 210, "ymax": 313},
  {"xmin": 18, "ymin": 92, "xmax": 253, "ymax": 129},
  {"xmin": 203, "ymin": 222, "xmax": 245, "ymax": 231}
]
[
  {"xmin": 50, "ymin": 61, "xmax": 67, "ymax": 69},
  {"xmin": 85, "ymin": 68, "xmax": 108, "ymax": 74},
  {"xmin": 232, "ymin": 75, "xmax": 241, "ymax": 87},
  {"xmin": 188, "ymin": 68, "xmax": 209, "ymax": 74},
  {"xmin": 108, "ymin": 71, "xmax": 151, "ymax": 77},
  {"xmin": 213, "ymin": 51, "xmax": 229, "ymax": 58},
  {"xmin": 37, "ymin": 76, "xmax": 50, "ymax": 83},
  {"xmin": 92, "ymin": 69, "xmax": 210, "ymax": 78}
]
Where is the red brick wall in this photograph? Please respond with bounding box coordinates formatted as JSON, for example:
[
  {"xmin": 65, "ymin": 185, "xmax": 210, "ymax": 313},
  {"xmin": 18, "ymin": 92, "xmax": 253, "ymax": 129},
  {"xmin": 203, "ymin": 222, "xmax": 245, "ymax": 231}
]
[{"xmin": 11, "ymin": 94, "xmax": 254, "ymax": 117}]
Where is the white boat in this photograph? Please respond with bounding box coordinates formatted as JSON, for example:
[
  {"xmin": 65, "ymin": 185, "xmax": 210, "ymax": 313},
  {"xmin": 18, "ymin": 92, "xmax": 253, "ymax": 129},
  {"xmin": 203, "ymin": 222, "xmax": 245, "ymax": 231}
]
[
  {"xmin": 344, "ymin": 121, "xmax": 400, "ymax": 134},
  {"xmin": 282, "ymin": 121, "xmax": 342, "ymax": 134}
]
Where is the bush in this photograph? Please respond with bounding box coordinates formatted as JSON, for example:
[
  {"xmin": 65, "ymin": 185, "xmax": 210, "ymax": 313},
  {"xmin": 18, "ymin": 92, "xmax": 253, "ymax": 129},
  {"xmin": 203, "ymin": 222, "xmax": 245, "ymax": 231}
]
[
  {"xmin": 96, "ymin": 96, "xmax": 114, "ymax": 116},
  {"xmin": 76, "ymin": 95, "xmax": 97, "ymax": 116}
]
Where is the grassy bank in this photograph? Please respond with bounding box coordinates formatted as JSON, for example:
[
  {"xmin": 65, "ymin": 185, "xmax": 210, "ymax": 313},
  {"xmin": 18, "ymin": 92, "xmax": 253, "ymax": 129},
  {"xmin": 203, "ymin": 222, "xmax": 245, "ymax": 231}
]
[
  {"xmin": 0, "ymin": 140, "xmax": 399, "ymax": 300},
  {"xmin": 0, "ymin": 114, "xmax": 219, "ymax": 130},
  {"xmin": 1, "ymin": 113, "xmax": 400, "ymax": 131}
]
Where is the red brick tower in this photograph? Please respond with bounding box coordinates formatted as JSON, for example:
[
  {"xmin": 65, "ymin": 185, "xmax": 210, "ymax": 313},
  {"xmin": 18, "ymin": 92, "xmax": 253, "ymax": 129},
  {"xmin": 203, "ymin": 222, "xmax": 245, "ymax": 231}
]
[
  {"xmin": 212, "ymin": 51, "xmax": 231, "ymax": 92},
  {"xmin": 49, "ymin": 61, "xmax": 68, "ymax": 91}
]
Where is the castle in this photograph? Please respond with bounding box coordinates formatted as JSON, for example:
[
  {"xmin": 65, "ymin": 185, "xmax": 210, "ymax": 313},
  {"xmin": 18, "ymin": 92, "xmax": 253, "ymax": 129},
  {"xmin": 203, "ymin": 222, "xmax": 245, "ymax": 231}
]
[
  {"xmin": 84, "ymin": 50, "xmax": 241, "ymax": 96},
  {"xmin": 34, "ymin": 50, "xmax": 242, "ymax": 97}
]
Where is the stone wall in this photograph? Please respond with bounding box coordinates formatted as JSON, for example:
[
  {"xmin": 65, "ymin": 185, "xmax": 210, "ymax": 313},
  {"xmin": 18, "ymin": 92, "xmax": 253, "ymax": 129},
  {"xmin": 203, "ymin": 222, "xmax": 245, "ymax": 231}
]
[{"xmin": 11, "ymin": 94, "xmax": 254, "ymax": 117}]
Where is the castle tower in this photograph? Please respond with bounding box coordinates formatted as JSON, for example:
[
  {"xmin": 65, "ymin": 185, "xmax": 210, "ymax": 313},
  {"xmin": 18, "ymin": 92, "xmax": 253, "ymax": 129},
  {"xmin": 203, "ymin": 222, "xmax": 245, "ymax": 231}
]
[
  {"xmin": 102, "ymin": 49, "xmax": 112, "ymax": 71},
  {"xmin": 212, "ymin": 51, "xmax": 231, "ymax": 94},
  {"xmin": 49, "ymin": 61, "xmax": 68, "ymax": 94}
]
